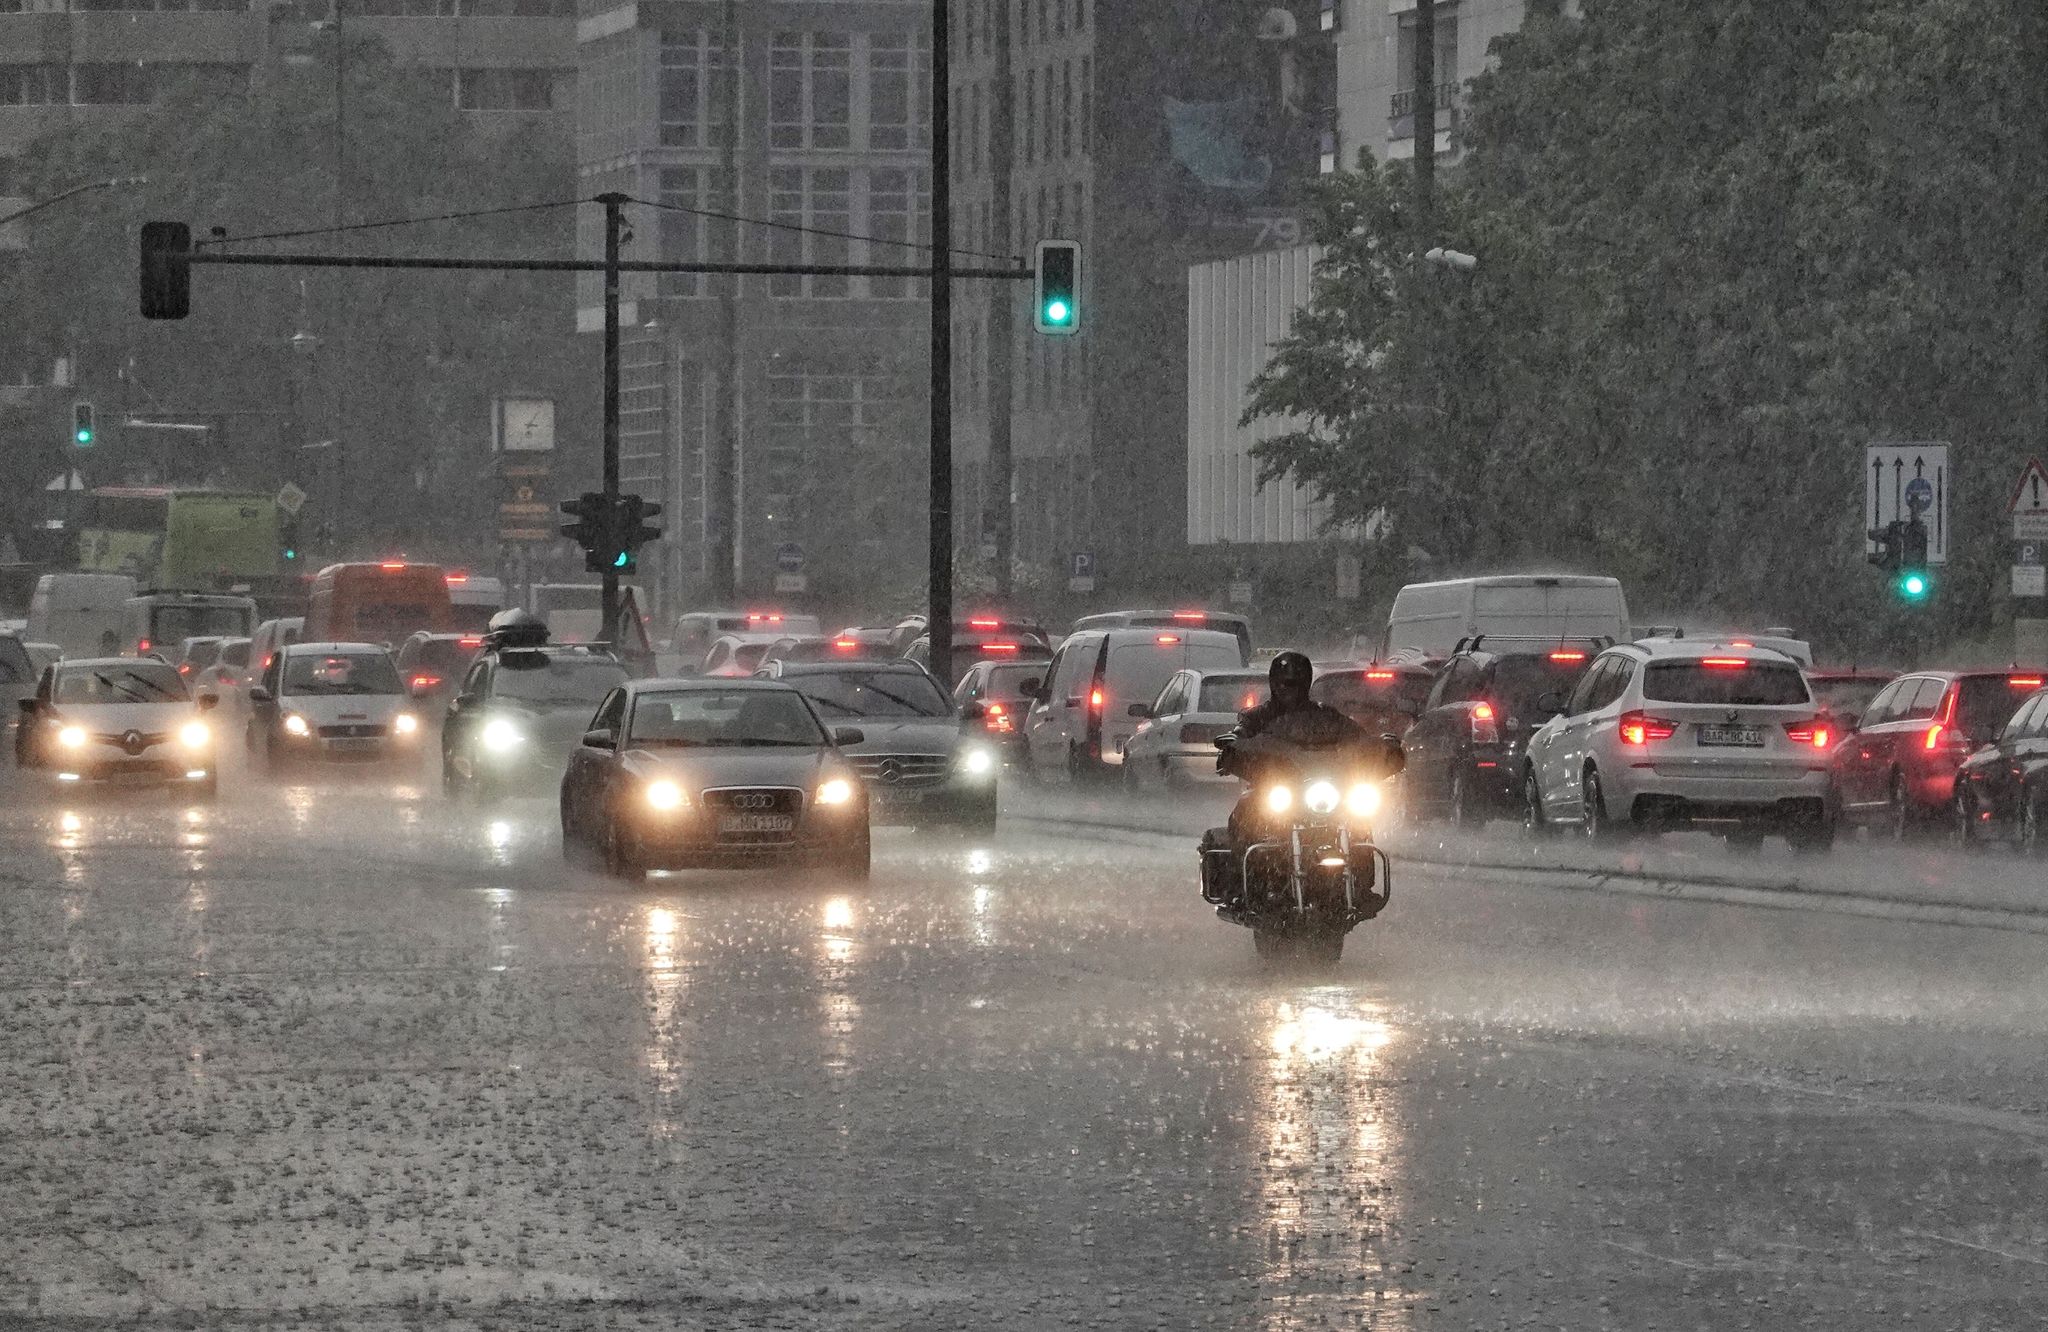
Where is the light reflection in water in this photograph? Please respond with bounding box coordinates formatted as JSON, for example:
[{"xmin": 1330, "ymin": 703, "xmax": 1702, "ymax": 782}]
[
  {"xmin": 1256, "ymin": 996, "xmax": 1409, "ymax": 1330},
  {"xmin": 820, "ymin": 896, "xmax": 856, "ymax": 967},
  {"xmin": 814, "ymin": 897, "xmax": 861, "ymax": 1142},
  {"xmin": 487, "ymin": 819, "xmax": 516, "ymax": 867},
  {"xmin": 642, "ymin": 904, "xmax": 686, "ymax": 1132},
  {"xmin": 282, "ymin": 786, "xmax": 316, "ymax": 831}
]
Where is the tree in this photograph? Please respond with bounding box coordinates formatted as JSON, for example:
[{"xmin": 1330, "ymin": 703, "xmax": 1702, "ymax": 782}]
[{"xmin": 0, "ymin": 34, "xmax": 592, "ymax": 559}]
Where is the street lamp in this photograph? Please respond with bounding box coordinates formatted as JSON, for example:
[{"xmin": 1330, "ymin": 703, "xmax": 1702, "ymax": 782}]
[{"xmin": 0, "ymin": 176, "xmax": 148, "ymax": 230}]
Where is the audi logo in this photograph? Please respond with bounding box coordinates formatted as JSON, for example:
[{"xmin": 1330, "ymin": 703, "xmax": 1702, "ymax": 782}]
[{"xmin": 731, "ymin": 793, "xmax": 777, "ymax": 810}]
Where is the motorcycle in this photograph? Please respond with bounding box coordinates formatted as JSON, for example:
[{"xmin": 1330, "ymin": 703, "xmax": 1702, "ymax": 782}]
[{"xmin": 1199, "ymin": 731, "xmax": 1397, "ymax": 967}]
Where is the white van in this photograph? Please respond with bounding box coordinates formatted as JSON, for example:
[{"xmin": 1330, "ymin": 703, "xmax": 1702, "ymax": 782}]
[
  {"xmin": 1023, "ymin": 627, "xmax": 1245, "ymax": 781},
  {"xmin": 26, "ymin": 574, "xmax": 138, "ymax": 659},
  {"xmin": 120, "ymin": 592, "xmax": 257, "ymax": 659},
  {"xmin": 1382, "ymin": 575, "xmax": 1629, "ymax": 659}
]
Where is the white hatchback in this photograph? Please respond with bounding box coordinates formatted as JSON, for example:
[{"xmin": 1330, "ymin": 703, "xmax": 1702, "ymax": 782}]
[{"xmin": 1523, "ymin": 641, "xmax": 1835, "ymax": 850}]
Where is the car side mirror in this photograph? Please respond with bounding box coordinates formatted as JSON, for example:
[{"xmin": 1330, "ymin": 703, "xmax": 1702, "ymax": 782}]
[
  {"xmin": 197, "ymin": 693, "xmax": 219, "ymax": 712},
  {"xmin": 1126, "ymin": 702, "xmax": 1152, "ymax": 719},
  {"xmin": 581, "ymin": 729, "xmax": 617, "ymax": 751},
  {"xmin": 1381, "ymin": 735, "xmax": 1407, "ymax": 777},
  {"xmin": 1534, "ymin": 691, "xmax": 1564, "ymax": 716},
  {"xmin": 454, "ymin": 692, "xmax": 479, "ymax": 708},
  {"xmin": 832, "ymin": 726, "xmax": 866, "ymax": 748},
  {"xmin": 960, "ymin": 701, "xmax": 988, "ymax": 722},
  {"xmin": 249, "ymin": 686, "xmax": 272, "ymax": 704}
]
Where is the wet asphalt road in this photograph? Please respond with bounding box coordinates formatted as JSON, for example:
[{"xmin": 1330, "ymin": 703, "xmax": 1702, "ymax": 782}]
[{"xmin": 2, "ymin": 758, "xmax": 2046, "ymax": 1331}]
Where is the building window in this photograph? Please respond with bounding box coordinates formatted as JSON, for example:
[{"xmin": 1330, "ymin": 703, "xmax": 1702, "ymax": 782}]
[
  {"xmin": 73, "ymin": 63, "xmax": 152, "ymax": 105},
  {"xmin": 659, "ymin": 30, "xmax": 728, "ymax": 149},
  {"xmin": 1078, "ymin": 56, "xmax": 1090, "ymax": 153},
  {"xmin": 969, "ymin": 81, "xmax": 982, "ymax": 174},
  {"xmin": 455, "ymin": 67, "xmax": 556, "ymax": 110},
  {"xmin": 868, "ymin": 166, "xmax": 930, "ymax": 299},
  {"xmin": 0, "ymin": 64, "xmax": 67, "ymax": 106},
  {"xmin": 868, "ymin": 33, "xmax": 928, "ymax": 152},
  {"xmin": 657, "ymin": 166, "xmax": 733, "ymax": 299},
  {"xmin": 768, "ymin": 166, "xmax": 852, "ymax": 298},
  {"xmin": 1021, "ymin": 67, "xmax": 1034, "ymax": 165},
  {"xmin": 1060, "ymin": 61, "xmax": 1072, "ymax": 158},
  {"xmin": 771, "ymin": 32, "xmax": 852, "ymax": 151},
  {"xmin": 1319, "ymin": 0, "xmax": 1339, "ymax": 32}
]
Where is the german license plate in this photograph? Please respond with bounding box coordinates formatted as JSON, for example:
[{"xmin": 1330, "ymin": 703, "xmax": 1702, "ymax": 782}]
[
  {"xmin": 879, "ymin": 789, "xmax": 925, "ymax": 805},
  {"xmin": 719, "ymin": 813, "xmax": 794, "ymax": 835},
  {"xmin": 1697, "ymin": 725, "xmax": 1764, "ymax": 747},
  {"xmin": 330, "ymin": 737, "xmax": 381, "ymax": 752}
]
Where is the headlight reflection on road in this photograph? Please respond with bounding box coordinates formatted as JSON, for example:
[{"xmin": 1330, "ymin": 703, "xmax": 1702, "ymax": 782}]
[
  {"xmin": 1259, "ymin": 1000, "xmax": 1408, "ymax": 1322},
  {"xmin": 642, "ymin": 904, "xmax": 687, "ymax": 1124}
]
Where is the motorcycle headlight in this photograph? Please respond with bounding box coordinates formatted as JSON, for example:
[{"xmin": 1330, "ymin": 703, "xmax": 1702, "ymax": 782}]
[
  {"xmin": 1347, "ymin": 781, "xmax": 1382, "ymax": 819},
  {"xmin": 57, "ymin": 725, "xmax": 88, "ymax": 749},
  {"xmin": 1264, "ymin": 785, "xmax": 1293, "ymax": 814},
  {"xmin": 480, "ymin": 717, "xmax": 524, "ymax": 752},
  {"xmin": 1304, "ymin": 780, "xmax": 1341, "ymax": 815},
  {"xmin": 283, "ymin": 713, "xmax": 310, "ymax": 737},
  {"xmin": 817, "ymin": 778, "xmax": 855, "ymax": 806},
  {"xmin": 178, "ymin": 720, "xmax": 210, "ymax": 750},
  {"xmin": 645, "ymin": 779, "xmax": 686, "ymax": 812},
  {"xmin": 392, "ymin": 712, "xmax": 419, "ymax": 736},
  {"xmin": 958, "ymin": 747, "xmax": 995, "ymax": 776}
]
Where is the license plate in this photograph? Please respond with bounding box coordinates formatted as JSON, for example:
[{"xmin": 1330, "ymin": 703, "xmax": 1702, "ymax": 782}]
[
  {"xmin": 718, "ymin": 813, "xmax": 794, "ymax": 835},
  {"xmin": 329, "ymin": 737, "xmax": 381, "ymax": 752},
  {"xmin": 1697, "ymin": 725, "xmax": 1765, "ymax": 747},
  {"xmin": 877, "ymin": 789, "xmax": 926, "ymax": 805}
]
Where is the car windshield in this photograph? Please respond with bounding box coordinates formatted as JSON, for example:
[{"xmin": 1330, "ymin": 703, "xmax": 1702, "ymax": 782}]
[
  {"xmin": 629, "ymin": 689, "xmax": 827, "ymax": 747},
  {"xmin": 1314, "ymin": 670, "xmax": 1434, "ymax": 719},
  {"xmin": 495, "ymin": 657, "xmax": 630, "ymax": 707},
  {"xmin": 1808, "ymin": 676, "xmax": 1889, "ymax": 720},
  {"xmin": 54, "ymin": 663, "xmax": 188, "ymax": 704},
  {"xmin": 983, "ymin": 663, "xmax": 1048, "ymax": 699},
  {"xmin": 413, "ymin": 639, "xmax": 478, "ymax": 674},
  {"xmin": 1197, "ymin": 676, "xmax": 1270, "ymax": 714},
  {"xmin": 1955, "ymin": 676, "xmax": 2036, "ymax": 739},
  {"xmin": 181, "ymin": 640, "xmax": 223, "ymax": 670},
  {"xmin": 284, "ymin": 652, "xmax": 402, "ymax": 696},
  {"xmin": 1493, "ymin": 655, "xmax": 1592, "ymax": 719},
  {"xmin": 789, "ymin": 670, "xmax": 953, "ymax": 719},
  {"xmin": 219, "ymin": 640, "xmax": 251, "ymax": 669},
  {"xmin": 1643, "ymin": 660, "xmax": 1810, "ymax": 706},
  {"xmin": 152, "ymin": 606, "xmax": 249, "ymax": 641}
]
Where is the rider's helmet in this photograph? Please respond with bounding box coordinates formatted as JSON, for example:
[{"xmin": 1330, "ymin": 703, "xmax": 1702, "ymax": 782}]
[{"xmin": 1268, "ymin": 651, "xmax": 1313, "ymax": 708}]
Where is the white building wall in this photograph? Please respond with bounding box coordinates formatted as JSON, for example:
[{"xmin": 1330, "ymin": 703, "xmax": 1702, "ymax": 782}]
[
  {"xmin": 1187, "ymin": 245, "xmax": 1330, "ymax": 546},
  {"xmin": 1330, "ymin": 0, "xmax": 1528, "ymax": 169}
]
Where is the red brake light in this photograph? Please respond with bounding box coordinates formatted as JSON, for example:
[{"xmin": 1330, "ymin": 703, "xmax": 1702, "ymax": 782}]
[
  {"xmin": 1701, "ymin": 658, "xmax": 1747, "ymax": 669},
  {"xmin": 833, "ymin": 638, "xmax": 859, "ymax": 651},
  {"xmin": 444, "ymin": 573, "xmax": 468, "ymax": 585},
  {"xmin": 982, "ymin": 642, "xmax": 1021, "ymax": 654},
  {"xmin": 985, "ymin": 701, "xmax": 1006, "ymax": 716},
  {"xmin": 138, "ymin": 639, "xmax": 151, "ymax": 652},
  {"xmin": 1242, "ymin": 692, "xmax": 1260, "ymax": 709},
  {"xmin": 1548, "ymin": 650, "xmax": 1587, "ymax": 663},
  {"xmin": 1619, "ymin": 711, "xmax": 1678, "ymax": 746},
  {"xmin": 177, "ymin": 662, "xmax": 192, "ymax": 674},
  {"xmin": 459, "ymin": 636, "xmax": 484, "ymax": 648},
  {"xmin": 2010, "ymin": 676, "xmax": 2044, "ymax": 689},
  {"xmin": 1155, "ymin": 633, "xmax": 1181, "ymax": 645},
  {"xmin": 380, "ymin": 561, "xmax": 406, "ymax": 571},
  {"xmin": 1172, "ymin": 611, "xmax": 1206, "ymax": 622},
  {"xmin": 411, "ymin": 674, "xmax": 441, "ymax": 690},
  {"xmin": 1472, "ymin": 701, "xmax": 1496, "ymax": 722},
  {"xmin": 1365, "ymin": 669, "xmax": 1396, "ymax": 682},
  {"xmin": 1784, "ymin": 721, "xmax": 1832, "ymax": 749},
  {"xmin": 969, "ymin": 617, "xmax": 1001, "ymax": 629},
  {"xmin": 1089, "ymin": 688, "xmax": 1104, "ymax": 711},
  {"xmin": 1729, "ymin": 639, "xmax": 1755, "ymax": 649}
]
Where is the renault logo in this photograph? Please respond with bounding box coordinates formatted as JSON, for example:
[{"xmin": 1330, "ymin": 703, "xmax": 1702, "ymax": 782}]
[
  {"xmin": 732, "ymin": 793, "xmax": 776, "ymax": 810},
  {"xmin": 877, "ymin": 759, "xmax": 904, "ymax": 785},
  {"xmin": 120, "ymin": 730, "xmax": 146, "ymax": 756}
]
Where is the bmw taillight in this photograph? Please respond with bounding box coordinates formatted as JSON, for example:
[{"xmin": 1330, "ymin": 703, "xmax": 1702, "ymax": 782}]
[
  {"xmin": 1784, "ymin": 720, "xmax": 1832, "ymax": 749},
  {"xmin": 1618, "ymin": 711, "xmax": 1678, "ymax": 746}
]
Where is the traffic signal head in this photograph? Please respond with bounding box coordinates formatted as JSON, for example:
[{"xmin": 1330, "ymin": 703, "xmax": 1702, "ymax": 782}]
[
  {"xmin": 71, "ymin": 402, "xmax": 94, "ymax": 447},
  {"xmin": 140, "ymin": 220, "xmax": 192, "ymax": 321},
  {"xmin": 610, "ymin": 495, "xmax": 664, "ymax": 573},
  {"xmin": 559, "ymin": 492, "xmax": 607, "ymax": 550},
  {"xmin": 1898, "ymin": 571, "xmax": 1930, "ymax": 601},
  {"xmin": 1034, "ymin": 240, "xmax": 1081, "ymax": 336}
]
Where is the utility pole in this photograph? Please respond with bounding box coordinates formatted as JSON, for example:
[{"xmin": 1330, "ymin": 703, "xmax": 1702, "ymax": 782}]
[
  {"xmin": 707, "ymin": 0, "xmax": 740, "ymax": 604},
  {"xmin": 928, "ymin": 0, "xmax": 955, "ymax": 686},
  {"xmin": 987, "ymin": 0, "xmax": 1015, "ymax": 596},
  {"xmin": 600, "ymin": 191, "xmax": 626, "ymax": 647},
  {"xmin": 1412, "ymin": 0, "xmax": 1436, "ymax": 225}
]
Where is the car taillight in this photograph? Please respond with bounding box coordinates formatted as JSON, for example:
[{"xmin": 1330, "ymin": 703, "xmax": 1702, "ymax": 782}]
[
  {"xmin": 138, "ymin": 639, "xmax": 151, "ymax": 652},
  {"xmin": 1618, "ymin": 711, "xmax": 1678, "ymax": 745},
  {"xmin": 412, "ymin": 674, "xmax": 441, "ymax": 690},
  {"xmin": 177, "ymin": 662, "xmax": 192, "ymax": 675},
  {"xmin": 445, "ymin": 573, "xmax": 468, "ymax": 585},
  {"xmin": 1155, "ymin": 633, "xmax": 1181, "ymax": 645},
  {"xmin": 969, "ymin": 617, "xmax": 1001, "ymax": 629},
  {"xmin": 1548, "ymin": 650, "xmax": 1587, "ymax": 663},
  {"xmin": 833, "ymin": 638, "xmax": 859, "ymax": 651},
  {"xmin": 2010, "ymin": 676, "xmax": 2044, "ymax": 689},
  {"xmin": 1172, "ymin": 611, "xmax": 1206, "ymax": 622},
  {"xmin": 1365, "ymin": 669, "xmax": 1396, "ymax": 682},
  {"xmin": 380, "ymin": 561, "xmax": 406, "ymax": 570},
  {"xmin": 1471, "ymin": 700, "xmax": 1500, "ymax": 743},
  {"xmin": 459, "ymin": 636, "xmax": 484, "ymax": 648},
  {"xmin": 1701, "ymin": 658, "xmax": 1747, "ymax": 669},
  {"xmin": 1784, "ymin": 720, "xmax": 1832, "ymax": 749},
  {"xmin": 983, "ymin": 642, "xmax": 1020, "ymax": 654},
  {"xmin": 1089, "ymin": 688, "xmax": 1104, "ymax": 711}
]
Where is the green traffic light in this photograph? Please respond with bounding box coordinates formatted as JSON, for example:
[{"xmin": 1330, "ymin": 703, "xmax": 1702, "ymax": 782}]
[
  {"xmin": 1045, "ymin": 299, "xmax": 1070, "ymax": 325},
  {"xmin": 74, "ymin": 429, "xmax": 91, "ymax": 444},
  {"xmin": 283, "ymin": 548, "xmax": 297, "ymax": 561},
  {"xmin": 612, "ymin": 551, "xmax": 630, "ymax": 570},
  {"xmin": 1899, "ymin": 572, "xmax": 1930, "ymax": 600}
]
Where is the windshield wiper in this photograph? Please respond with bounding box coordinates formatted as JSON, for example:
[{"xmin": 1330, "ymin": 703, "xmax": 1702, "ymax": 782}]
[{"xmin": 92, "ymin": 671, "xmax": 158, "ymax": 703}]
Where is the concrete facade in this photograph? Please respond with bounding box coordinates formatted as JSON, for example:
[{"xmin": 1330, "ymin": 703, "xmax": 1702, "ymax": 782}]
[{"xmin": 1328, "ymin": 0, "xmax": 1526, "ymax": 170}]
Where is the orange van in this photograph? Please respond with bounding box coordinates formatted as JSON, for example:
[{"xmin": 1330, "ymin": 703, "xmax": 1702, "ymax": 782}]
[{"xmin": 304, "ymin": 562, "xmax": 454, "ymax": 645}]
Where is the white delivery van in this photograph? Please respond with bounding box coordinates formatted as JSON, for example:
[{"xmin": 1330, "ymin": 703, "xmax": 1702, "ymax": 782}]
[
  {"xmin": 1382, "ymin": 575, "xmax": 1629, "ymax": 659},
  {"xmin": 26, "ymin": 574, "xmax": 138, "ymax": 659},
  {"xmin": 1022, "ymin": 627, "xmax": 1245, "ymax": 782}
]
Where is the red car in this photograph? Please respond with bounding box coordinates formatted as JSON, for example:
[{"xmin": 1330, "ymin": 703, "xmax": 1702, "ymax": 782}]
[{"xmin": 1829, "ymin": 669, "xmax": 2045, "ymax": 835}]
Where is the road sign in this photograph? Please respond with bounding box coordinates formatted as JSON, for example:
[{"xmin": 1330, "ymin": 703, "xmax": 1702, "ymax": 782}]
[
  {"xmin": 775, "ymin": 572, "xmax": 808, "ymax": 594},
  {"xmin": 2015, "ymin": 566, "xmax": 2046, "ymax": 599},
  {"xmin": 2008, "ymin": 458, "xmax": 2048, "ymax": 516},
  {"xmin": 1229, "ymin": 578, "xmax": 1255, "ymax": 606},
  {"xmin": 1067, "ymin": 551, "xmax": 1096, "ymax": 595},
  {"xmin": 275, "ymin": 482, "xmax": 307, "ymax": 516},
  {"xmin": 775, "ymin": 542, "xmax": 806, "ymax": 574},
  {"xmin": 1866, "ymin": 443, "xmax": 1950, "ymax": 564},
  {"xmin": 1334, "ymin": 552, "xmax": 1362, "ymax": 602}
]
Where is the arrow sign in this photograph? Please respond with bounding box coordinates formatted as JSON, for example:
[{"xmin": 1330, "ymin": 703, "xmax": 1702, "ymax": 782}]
[{"xmin": 1867, "ymin": 442, "xmax": 1951, "ymax": 565}]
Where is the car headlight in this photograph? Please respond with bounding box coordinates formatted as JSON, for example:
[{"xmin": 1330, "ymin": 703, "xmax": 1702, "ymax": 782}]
[
  {"xmin": 1264, "ymin": 784, "xmax": 1293, "ymax": 814},
  {"xmin": 57, "ymin": 725, "xmax": 88, "ymax": 749},
  {"xmin": 645, "ymin": 779, "xmax": 686, "ymax": 811},
  {"xmin": 480, "ymin": 718, "xmax": 524, "ymax": 752},
  {"xmin": 178, "ymin": 720, "xmax": 210, "ymax": 750},
  {"xmin": 393, "ymin": 712, "xmax": 419, "ymax": 736},
  {"xmin": 1304, "ymin": 780, "xmax": 1341, "ymax": 815},
  {"xmin": 1347, "ymin": 781, "xmax": 1382, "ymax": 819},
  {"xmin": 958, "ymin": 747, "xmax": 995, "ymax": 776},
  {"xmin": 817, "ymin": 778, "xmax": 855, "ymax": 806},
  {"xmin": 283, "ymin": 713, "xmax": 310, "ymax": 737}
]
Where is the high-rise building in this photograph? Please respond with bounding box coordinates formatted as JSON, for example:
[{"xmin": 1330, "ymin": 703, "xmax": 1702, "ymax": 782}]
[
  {"xmin": 0, "ymin": 0, "xmax": 574, "ymax": 201},
  {"xmin": 1327, "ymin": 0, "xmax": 1527, "ymax": 170}
]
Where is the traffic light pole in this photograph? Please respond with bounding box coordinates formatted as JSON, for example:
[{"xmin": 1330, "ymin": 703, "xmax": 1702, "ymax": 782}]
[
  {"xmin": 929, "ymin": 0, "xmax": 954, "ymax": 691},
  {"xmin": 601, "ymin": 191, "xmax": 625, "ymax": 651}
]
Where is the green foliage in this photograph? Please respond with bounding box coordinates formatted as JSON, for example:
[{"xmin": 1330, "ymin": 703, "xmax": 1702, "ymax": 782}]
[
  {"xmin": 1247, "ymin": 0, "xmax": 2048, "ymax": 654},
  {"xmin": 1, "ymin": 35, "xmax": 590, "ymax": 556}
]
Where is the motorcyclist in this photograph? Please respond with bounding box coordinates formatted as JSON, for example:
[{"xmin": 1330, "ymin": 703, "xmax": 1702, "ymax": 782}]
[{"xmin": 1204, "ymin": 652, "xmax": 1404, "ymax": 906}]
